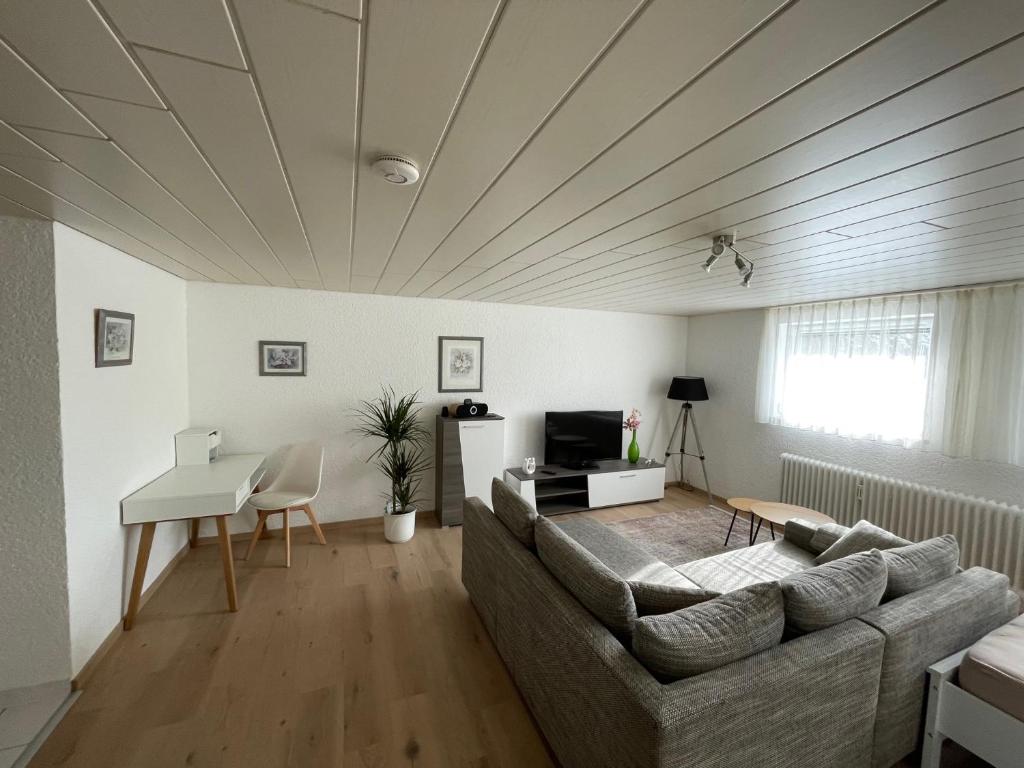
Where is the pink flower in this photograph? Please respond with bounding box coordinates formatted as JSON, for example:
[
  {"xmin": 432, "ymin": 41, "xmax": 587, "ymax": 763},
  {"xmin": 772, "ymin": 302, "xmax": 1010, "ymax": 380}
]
[{"xmin": 623, "ymin": 407, "xmax": 642, "ymax": 431}]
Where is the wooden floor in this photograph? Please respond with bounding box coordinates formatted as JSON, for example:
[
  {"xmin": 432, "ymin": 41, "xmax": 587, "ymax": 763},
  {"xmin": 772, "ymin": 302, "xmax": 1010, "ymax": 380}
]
[{"xmin": 29, "ymin": 488, "xmax": 708, "ymax": 768}]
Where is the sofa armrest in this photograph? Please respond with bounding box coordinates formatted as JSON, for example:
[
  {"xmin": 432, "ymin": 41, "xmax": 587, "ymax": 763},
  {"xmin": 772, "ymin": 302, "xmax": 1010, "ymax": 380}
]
[
  {"xmin": 857, "ymin": 567, "xmax": 1016, "ymax": 767},
  {"xmin": 654, "ymin": 619, "xmax": 883, "ymax": 768}
]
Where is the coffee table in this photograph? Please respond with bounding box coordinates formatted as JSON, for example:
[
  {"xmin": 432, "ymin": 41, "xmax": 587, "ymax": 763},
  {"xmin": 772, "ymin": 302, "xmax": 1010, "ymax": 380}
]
[
  {"xmin": 724, "ymin": 497, "xmax": 761, "ymax": 547},
  {"xmin": 749, "ymin": 501, "xmax": 836, "ymax": 545}
]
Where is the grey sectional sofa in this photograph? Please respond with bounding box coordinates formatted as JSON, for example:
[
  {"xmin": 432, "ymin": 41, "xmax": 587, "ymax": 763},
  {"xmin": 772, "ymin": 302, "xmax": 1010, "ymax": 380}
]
[{"xmin": 462, "ymin": 496, "xmax": 1020, "ymax": 768}]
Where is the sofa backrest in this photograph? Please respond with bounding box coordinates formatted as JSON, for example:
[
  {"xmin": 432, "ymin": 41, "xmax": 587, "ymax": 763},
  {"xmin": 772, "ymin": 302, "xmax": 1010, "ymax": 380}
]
[{"xmin": 463, "ymin": 497, "xmax": 888, "ymax": 768}]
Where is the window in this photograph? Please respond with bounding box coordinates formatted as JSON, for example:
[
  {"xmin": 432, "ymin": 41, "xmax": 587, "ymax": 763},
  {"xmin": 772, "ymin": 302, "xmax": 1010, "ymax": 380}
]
[{"xmin": 755, "ymin": 295, "xmax": 935, "ymax": 445}]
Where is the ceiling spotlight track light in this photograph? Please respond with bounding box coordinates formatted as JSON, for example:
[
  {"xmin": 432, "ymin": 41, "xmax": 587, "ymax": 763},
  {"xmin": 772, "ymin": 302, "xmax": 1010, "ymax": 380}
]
[
  {"xmin": 740, "ymin": 263, "xmax": 754, "ymax": 288},
  {"xmin": 701, "ymin": 232, "xmax": 755, "ymax": 287}
]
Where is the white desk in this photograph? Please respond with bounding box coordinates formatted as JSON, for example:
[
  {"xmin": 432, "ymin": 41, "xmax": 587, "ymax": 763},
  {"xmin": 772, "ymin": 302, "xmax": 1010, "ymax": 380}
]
[{"xmin": 120, "ymin": 453, "xmax": 265, "ymax": 629}]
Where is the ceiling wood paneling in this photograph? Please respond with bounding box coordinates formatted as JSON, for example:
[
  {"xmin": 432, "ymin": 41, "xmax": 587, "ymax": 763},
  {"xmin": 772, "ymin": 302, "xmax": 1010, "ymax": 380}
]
[
  {"xmin": 352, "ymin": 0, "xmax": 500, "ymax": 281},
  {"xmin": 0, "ymin": 39, "xmax": 103, "ymax": 137},
  {"xmin": 381, "ymin": 0, "xmax": 642, "ymax": 283},
  {"xmin": 137, "ymin": 46, "xmax": 318, "ymax": 282},
  {"xmin": 18, "ymin": 126, "xmax": 267, "ymax": 283},
  {"xmin": 233, "ymin": 0, "xmax": 359, "ymax": 291},
  {"xmin": 68, "ymin": 92, "xmax": 294, "ymax": 286},
  {"xmin": 0, "ymin": 0, "xmax": 163, "ymax": 108},
  {"xmin": 0, "ymin": 122, "xmax": 57, "ymax": 161},
  {"xmin": 0, "ymin": 0, "xmax": 1022, "ymax": 315},
  {"xmin": 0, "ymin": 165, "xmax": 207, "ymax": 279},
  {"xmin": 99, "ymin": 0, "xmax": 246, "ymax": 70}
]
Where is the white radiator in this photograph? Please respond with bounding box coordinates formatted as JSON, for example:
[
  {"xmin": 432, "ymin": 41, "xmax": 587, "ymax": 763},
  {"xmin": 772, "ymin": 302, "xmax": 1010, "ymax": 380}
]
[{"xmin": 780, "ymin": 453, "xmax": 1024, "ymax": 590}]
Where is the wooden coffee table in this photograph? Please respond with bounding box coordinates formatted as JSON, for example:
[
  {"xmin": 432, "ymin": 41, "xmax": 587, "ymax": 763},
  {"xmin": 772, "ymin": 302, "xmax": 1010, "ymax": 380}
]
[
  {"xmin": 749, "ymin": 501, "xmax": 836, "ymax": 545},
  {"xmin": 724, "ymin": 497, "xmax": 761, "ymax": 547}
]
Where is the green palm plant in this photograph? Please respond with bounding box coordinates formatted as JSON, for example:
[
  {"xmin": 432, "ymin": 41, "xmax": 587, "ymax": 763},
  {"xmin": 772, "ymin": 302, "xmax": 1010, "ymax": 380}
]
[{"xmin": 353, "ymin": 387, "xmax": 431, "ymax": 514}]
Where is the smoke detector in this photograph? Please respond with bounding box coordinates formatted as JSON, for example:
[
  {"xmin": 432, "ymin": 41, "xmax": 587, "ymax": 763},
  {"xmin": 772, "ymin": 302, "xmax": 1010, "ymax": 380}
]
[{"xmin": 372, "ymin": 155, "xmax": 420, "ymax": 185}]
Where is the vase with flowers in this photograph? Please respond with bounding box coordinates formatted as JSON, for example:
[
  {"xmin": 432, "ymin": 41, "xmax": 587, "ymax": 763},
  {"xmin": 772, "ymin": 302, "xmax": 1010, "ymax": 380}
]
[{"xmin": 623, "ymin": 408, "xmax": 642, "ymax": 464}]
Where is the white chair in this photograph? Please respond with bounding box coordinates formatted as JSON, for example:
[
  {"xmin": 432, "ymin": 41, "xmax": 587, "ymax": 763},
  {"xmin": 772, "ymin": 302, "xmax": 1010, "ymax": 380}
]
[{"xmin": 244, "ymin": 441, "xmax": 326, "ymax": 567}]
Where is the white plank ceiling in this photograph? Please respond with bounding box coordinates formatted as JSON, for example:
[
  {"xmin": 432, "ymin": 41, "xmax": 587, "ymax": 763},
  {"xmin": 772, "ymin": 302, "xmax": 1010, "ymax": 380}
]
[{"xmin": 1, "ymin": 0, "xmax": 1023, "ymax": 315}]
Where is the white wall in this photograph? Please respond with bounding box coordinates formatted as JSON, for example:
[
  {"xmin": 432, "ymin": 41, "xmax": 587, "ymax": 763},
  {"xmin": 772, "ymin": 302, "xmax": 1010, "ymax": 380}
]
[
  {"xmin": 187, "ymin": 282, "xmax": 687, "ymax": 529},
  {"xmin": 54, "ymin": 225, "xmax": 190, "ymax": 675},
  {"xmin": 0, "ymin": 217, "xmax": 72, "ymax": 691},
  {"xmin": 685, "ymin": 309, "xmax": 1024, "ymax": 506}
]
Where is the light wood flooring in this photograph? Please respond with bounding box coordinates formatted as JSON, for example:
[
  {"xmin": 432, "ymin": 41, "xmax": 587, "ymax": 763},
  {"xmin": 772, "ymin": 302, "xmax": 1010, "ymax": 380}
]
[{"xmin": 28, "ymin": 488, "xmax": 707, "ymax": 768}]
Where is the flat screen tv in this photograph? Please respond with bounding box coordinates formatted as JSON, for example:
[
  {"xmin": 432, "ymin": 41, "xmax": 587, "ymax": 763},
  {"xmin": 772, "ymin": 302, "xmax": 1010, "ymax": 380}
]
[{"xmin": 545, "ymin": 410, "xmax": 623, "ymax": 469}]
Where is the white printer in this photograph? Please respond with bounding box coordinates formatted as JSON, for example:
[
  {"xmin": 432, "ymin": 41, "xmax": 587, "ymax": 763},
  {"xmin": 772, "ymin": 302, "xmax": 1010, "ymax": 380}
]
[{"xmin": 175, "ymin": 427, "xmax": 222, "ymax": 465}]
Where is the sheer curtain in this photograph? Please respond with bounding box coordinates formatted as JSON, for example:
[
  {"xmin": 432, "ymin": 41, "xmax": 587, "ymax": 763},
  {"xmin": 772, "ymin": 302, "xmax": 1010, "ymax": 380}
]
[
  {"xmin": 922, "ymin": 283, "xmax": 1024, "ymax": 465},
  {"xmin": 756, "ymin": 284, "xmax": 1024, "ymax": 465},
  {"xmin": 755, "ymin": 294, "xmax": 935, "ymax": 446}
]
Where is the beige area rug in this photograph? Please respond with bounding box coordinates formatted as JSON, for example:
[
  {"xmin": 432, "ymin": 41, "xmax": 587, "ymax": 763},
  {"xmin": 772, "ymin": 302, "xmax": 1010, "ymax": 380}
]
[{"xmin": 604, "ymin": 505, "xmax": 784, "ymax": 567}]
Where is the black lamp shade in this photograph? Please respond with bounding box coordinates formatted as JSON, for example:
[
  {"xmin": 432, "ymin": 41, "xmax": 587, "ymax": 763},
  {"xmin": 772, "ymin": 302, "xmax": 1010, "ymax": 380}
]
[{"xmin": 668, "ymin": 376, "xmax": 709, "ymax": 402}]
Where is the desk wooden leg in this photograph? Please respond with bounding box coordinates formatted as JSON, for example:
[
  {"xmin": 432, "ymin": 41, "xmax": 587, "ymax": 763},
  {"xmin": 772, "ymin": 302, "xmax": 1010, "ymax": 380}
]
[
  {"xmin": 188, "ymin": 518, "xmax": 199, "ymax": 548},
  {"xmin": 216, "ymin": 516, "xmax": 239, "ymax": 612},
  {"xmin": 124, "ymin": 522, "xmax": 156, "ymax": 630}
]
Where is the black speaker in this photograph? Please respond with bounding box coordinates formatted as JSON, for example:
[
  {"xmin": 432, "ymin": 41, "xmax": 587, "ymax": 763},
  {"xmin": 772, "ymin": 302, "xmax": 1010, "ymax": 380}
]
[{"xmin": 455, "ymin": 399, "xmax": 488, "ymax": 418}]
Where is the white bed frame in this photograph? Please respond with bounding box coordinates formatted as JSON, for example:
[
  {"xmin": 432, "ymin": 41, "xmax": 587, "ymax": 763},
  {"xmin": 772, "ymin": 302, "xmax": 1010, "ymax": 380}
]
[{"xmin": 922, "ymin": 649, "xmax": 1024, "ymax": 767}]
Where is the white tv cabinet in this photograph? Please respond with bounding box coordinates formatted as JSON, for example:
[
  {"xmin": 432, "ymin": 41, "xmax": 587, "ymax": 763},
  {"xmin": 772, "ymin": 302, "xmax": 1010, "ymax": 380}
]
[{"xmin": 503, "ymin": 459, "xmax": 665, "ymax": 516}]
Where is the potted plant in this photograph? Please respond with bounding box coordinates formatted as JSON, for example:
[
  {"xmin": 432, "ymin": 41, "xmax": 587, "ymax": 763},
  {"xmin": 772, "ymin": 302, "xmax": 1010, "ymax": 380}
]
[{"xmin": 353, "ymin": 387, "xmax": 432, "ymax": 543}]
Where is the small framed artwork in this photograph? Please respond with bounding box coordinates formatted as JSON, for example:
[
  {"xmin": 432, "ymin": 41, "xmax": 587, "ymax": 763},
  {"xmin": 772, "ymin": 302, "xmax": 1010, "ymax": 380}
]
[
  {"xmin": 95, "ymin": 309, "xmax": 135, "ymax": 367},
  {"xmin": 438, "ymin": 336, "xmax": 483, "ymax": 393},
  {"xmin": 259, "ymin": 340, "xmax": 307, "ymax": 377}
]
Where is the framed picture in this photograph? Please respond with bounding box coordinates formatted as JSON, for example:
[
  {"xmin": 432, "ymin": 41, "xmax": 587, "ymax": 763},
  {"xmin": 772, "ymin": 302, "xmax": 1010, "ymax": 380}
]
[
  {"xmin": 438, "ymin": 336, "xmax": 483, "ymax": 393},
  {"xmin": 259, "ymin": 340, "xmax": 307, "ymax": 376},
  {"xmin": 95, "ymin": 309, "xmax": 134, "ymax": 367}
]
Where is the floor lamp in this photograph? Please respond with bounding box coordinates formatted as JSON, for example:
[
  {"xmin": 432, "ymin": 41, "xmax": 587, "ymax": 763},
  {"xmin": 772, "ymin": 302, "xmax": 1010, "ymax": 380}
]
[{"xmin": 664, "ymin": 376, "xmax": 714, "ymax": 506}]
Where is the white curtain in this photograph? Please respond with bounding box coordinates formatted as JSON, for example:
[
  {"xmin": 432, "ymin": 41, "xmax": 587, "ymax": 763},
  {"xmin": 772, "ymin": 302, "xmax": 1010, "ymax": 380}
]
[
  {"xmin": 755, "ymin": 294, "xmax": 936, "ymax": 446},
  {"xmin": 756, "ymin": 284, "xmax": 1024, "ymax": 465},
  {"xmin": 922, "ymin": 283, "xmax": 1024, "ymax": 465}
]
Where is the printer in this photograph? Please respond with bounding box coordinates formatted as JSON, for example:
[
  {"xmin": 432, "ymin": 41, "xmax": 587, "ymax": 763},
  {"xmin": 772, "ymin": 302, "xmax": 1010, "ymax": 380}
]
[{"xmin": 175, "ymin": 427, "xmax": 222, "ymax": 465}]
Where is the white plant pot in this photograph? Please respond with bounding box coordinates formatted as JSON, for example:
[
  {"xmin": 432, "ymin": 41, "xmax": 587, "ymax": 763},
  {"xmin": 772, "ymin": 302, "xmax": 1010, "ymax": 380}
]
[{"xmin": 384, "ymin": 505, "xmax": 416, "ymax": 543}]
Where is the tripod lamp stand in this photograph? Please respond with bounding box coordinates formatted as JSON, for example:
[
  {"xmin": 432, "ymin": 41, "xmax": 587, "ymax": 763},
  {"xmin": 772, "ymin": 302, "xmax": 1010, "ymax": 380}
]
[{"xmin": 665, "ymin": 376, "xmax": 714, "ymax": 506}]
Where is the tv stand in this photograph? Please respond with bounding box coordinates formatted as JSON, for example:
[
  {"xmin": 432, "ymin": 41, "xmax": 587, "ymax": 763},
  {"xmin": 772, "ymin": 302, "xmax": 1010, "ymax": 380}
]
[
  {"xmin": 564, "ymin": 460, "xmax": 599, "ymax": 471},
  {"xmin": 503, "ymin": 459, "xmax": 665, "ymax": 516}
]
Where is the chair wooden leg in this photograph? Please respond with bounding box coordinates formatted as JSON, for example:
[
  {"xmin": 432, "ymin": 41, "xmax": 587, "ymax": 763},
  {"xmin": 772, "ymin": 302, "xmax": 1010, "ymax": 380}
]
[
  {"xmin": 303, "ymin": 504, "xmax": 327, "ymax": 545},
  {"xmin": 216, "ymin": 516, "xmax": 238, "ymax": 612},
  {"xmin": 188, "ymin": 518, "xmax": 200, "ymax": 548},
  {"xmin": 283, "ymin": 507, "xmax": 291, "ymax": 568},
  {"xmin": 245, "ymin": 510, "xmax": 269, "ymax": 561}
]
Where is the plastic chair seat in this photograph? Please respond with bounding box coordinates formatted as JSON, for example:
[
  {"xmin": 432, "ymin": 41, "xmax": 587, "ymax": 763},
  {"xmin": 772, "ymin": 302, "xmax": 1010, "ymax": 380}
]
[{"xmin": 248, "ymin": 490, "xmax": 315, "ymax": 511}]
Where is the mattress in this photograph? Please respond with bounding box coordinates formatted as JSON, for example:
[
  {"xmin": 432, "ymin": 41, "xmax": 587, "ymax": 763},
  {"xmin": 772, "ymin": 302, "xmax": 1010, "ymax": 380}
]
[{"xmin": 958, "ymin": 613, "xmax": 1024, "ymax": 722}]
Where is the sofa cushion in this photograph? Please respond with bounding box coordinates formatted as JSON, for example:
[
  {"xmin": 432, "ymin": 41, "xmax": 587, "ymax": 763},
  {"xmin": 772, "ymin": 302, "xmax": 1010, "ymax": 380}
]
[
  {"xmin": 815, "ymin": 520, "xmax": 910, "ymax": 564},
  {"xmin": 807, "ymin": 522, "xmax": 851, "ymax": 555},
  {"xmin": 780, "ymin": 550, "xmax": 888, "ymax": 633},
  {"xmin": 491, "ymin": 477, "xmax": 537, "ymax": 547},
  {"xmin": 631, "ymin": 582, "xmax": 784, "ymax": 680},
  {"xmin": 676, "ymin": 540, "xmax": 816, "ymax": 593},
  {"xmin": 958, "ymin": 614, "xmax": 1024, "ymax": 721},
  {"xmin": 554, "ymin": 516, "xmax": 691, "ymax": 586},
  {"xmin": 534, "ymin": 516, "xmax": 637, "ymax": 638},
  {"xmin": 881, "ymin": 534, "xmax": 960, "ymax": 600},
  {"xmin": 627, "ymin": 580, "xmax": 719, "ymax": 616}
]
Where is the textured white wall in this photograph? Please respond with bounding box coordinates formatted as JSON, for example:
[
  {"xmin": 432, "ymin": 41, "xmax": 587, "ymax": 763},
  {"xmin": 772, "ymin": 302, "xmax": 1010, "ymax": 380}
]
[
  {"xmin": 187, "ymin": 282, "xmax": 688, "ymax": 529},
  {"xmin": 0, "ymin": 217, "xmax": 72, "ymax": 691},
  {"xmin": 684, "ymin": 309, "xmax": 1024, "ymax": 505},
  {"xmin": 54, "ymin": 225, "xmax": 190, "ymax": 674}
]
